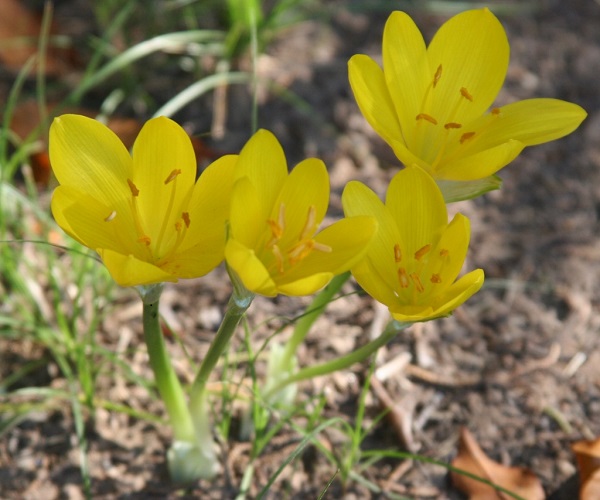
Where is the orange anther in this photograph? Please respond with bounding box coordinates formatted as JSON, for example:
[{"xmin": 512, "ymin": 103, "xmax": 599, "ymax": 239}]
[
  {"xmin": 182, "ymin": 212, "xmax": 191, "ymax": 228},
  {"xmin": 416, "ymin": 113, "xmax": 438, "ymax": 125},
  {"xmin": 394, "ymin": 244, "xmax": 402, "ymax": 263},
  {"xmin": 410, "ymin": 273, "xmax": 425, "ymax": 293},
  {"xmin": 460, "ymin": 132, "xmax": 476, "ymax": 144},
  {"xmin": 433, "ymin": 64, "xmax": 442, "ymax": 88},
  {"xmin": 267, "ymin": 219, "xmax": 283, "ymax": 240},
  {"xmin": 138, "ymin": 235, "xmax": 151, "ymax": 246},
  {"xmin": 398, "ymin": 268, "xmax": 409, "ymax": 288},
  {"xmin": 164, "ymin": 169, "xmax": 182, "ymax": 184},
  {"xmin": 439, "ymin": 248, "xmax": 449, "ymax": 257},
  {"xmin": 127, "ymin": 179, "xmax": 140, "ymax": 196},
  {"xmin": 414, "ymin": 244, "xmax": 431, "ymax": 261},
  {"xmin": 491, "ymin": 107, "xmax": 501, "ymax": 115},
  {"xmin": 104, "ymin": 210, "xmax": 117, "ymax": 222},
  {"xmin": 431, "ymin": 274, "xmax": 442, "ymax": 284},
  {"xmin": 460, "ymin": 87, "xmax": 473, "ymax": 101},
  {"xmin": 444, "ymin": 122, "xmax": 462, "ymax": 129}
]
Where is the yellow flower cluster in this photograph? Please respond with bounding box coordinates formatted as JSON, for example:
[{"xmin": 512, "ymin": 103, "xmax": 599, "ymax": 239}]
[{"xmin": 49, "ymin": 9, "xmax": 586, "ymax": 322}]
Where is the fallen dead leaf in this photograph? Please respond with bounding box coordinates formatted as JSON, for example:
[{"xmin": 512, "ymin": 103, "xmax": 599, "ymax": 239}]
[
  {"xmin": 572, "ymin": 436, "xmax": 600, "ymax": 499},
  {"xmin": 581, "ymin": 468, "xmax": 600, "ymax": 500},
  {"xmin": 0, "ymin": 0, "xmax": 76, "ymax": 75},
  {"xmin": 451, "ymin": 427, "xmax": 545, "ymax": 500}
]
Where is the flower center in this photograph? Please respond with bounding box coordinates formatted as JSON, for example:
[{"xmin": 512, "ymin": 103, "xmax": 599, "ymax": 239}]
[
  {"xmin": 414, "ymin": 64, "xmax": 500, "ymax": 169},
  {"xmin": 265, "ymin": 203, "xmax": 332, "ymax": 274},
  {"xmin": 393, "ymin": 242, "xmax": 449, "ymax": 303},
  {"xmin": 103, "ymin": 169, "xmax": 191, "ymax": 264}
]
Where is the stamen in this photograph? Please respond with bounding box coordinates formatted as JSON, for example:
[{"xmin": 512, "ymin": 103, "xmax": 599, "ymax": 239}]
[
  {"xmin": 416, "ymin": 113, "xmax": 438, "ymax": 125},
  {"xmin": 182, "ymin": 212, "xmax": 190, "ymax": 228},
  {"xmin": 460, "ymin": 132, "xmax": 476, "ymax": 144},
  {"xmin": 104, "ymin": 210, "xmax": 117, "ymax": 222},
  {"xmin": 433, "ymin": 64, "xmax": 442, "ymax": 88},
  {"xmin": 460, "ymin": 87, "xmax": 474, "ymax": 102},
  {"xmin": 431, "ymin": 274, "xmax": 442, "ymax": 284},
  {"xmin": 415, "ymin": 244, "xmax": 431, "ymax": 261},
  {"xmin": 394, "ymin": 244, "xmax": 402, "ymax": 263},
  {"xmin": 313, "ymin": 241, "xmax": 332, "ymax": 253},
  {"xmin": 491, "ymin": 107, "xmax": 501, "ymax": 116},
  {"xmin": 267, "ymin": 220, "xmax": 283, "ymax": 248},
  {"xmin": 439, "ymin": 248, "xmax": 449, "ymax": 258},
  {"xmin": 410, "ymin": 273, "xmax": 425, "ymax": 293},
  {"xmin": 288, "ymin": 241, "xmax": 314, "ymax": 265},
  {"xmin": 444, "ymin": 122, "xmax": 462, "ymax": 130},
  {"xmin": 164, "ymin": 169, "xmax": 182, "ymax": 184},
  {"xmin": 272, "ymin": 244, "xmax": 284, "ymax": 274},
  {"xmin": 138, "ymin": 235, "xmax": 151, "ymax": 246},
  {"xmin": 127, "ymin": 179, "xmax": 140, "ymax": 196},
  {"xmin": 398, "ymin": 268, "xmax": 409, "ymax": 288},
  {"xmin": 267, "ymin": 203, "xmax": 286, "ymax": 248},
  {"xmin": 299, "ymin": 205, "xmax": 317, "ymax": 240}
]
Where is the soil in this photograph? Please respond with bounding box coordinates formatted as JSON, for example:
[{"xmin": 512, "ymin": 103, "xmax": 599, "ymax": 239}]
[{"xmin": 1, "ymin": 0, "xmax": 600, "ymax": 498}]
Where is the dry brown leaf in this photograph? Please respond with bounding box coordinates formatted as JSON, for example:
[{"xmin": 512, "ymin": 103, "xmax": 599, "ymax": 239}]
[
  {"xmin": 451, "ymin": 427, "xmax": 545, "ymax": 500},
  {"xmin": 0, "ymin": 0, "xmax": 76, "ymax": 75},
  {"xmin": 581, "ymin": 468, "xmax": 600, "ymax": 500},
  {"xmin": 572, "ymin": 437, "xmax": 600, "ymax": 499}
]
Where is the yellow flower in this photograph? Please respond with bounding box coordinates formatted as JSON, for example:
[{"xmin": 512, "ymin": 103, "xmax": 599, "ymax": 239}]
[
  {"xmin": 349, "ymin": 9, "xmax": 586, "ymax": 197},
  {"xmin": 225, "ymin": 129, "xmax": 376, "ymax": 297},
  {"xmin": 342, "ymin": 166, "xmax": 484, "ymax": 322},
  {"xmin": 50, "ymin": 114, "xmax": 235, "ymax": 287}
]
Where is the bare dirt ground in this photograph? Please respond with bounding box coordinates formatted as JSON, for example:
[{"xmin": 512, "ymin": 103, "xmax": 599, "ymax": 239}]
[{"xmin": 1, "ymin": 0, "xmax": 600, "ymax": 498}]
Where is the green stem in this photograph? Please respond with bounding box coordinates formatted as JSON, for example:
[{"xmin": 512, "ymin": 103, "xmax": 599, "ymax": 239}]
[
  {"xmin": 189, "ymin": 267, "xmax": 254, "ymax": 418},
  {"xmin": 282, "ymin": 271, "xmax": 350, "ymax": 364},
  {"xmin": 264, "ymin": 320, "xmax": 412, "ymax": 400},
  {"xmin": 141, "ymin": 286, "xmax": 195, "ymax": 444}
]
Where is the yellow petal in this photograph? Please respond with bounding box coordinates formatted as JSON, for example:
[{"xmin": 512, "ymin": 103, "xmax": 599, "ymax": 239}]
[
  {"xmin": 389, "ymin": 305, "xmax": 436, "ymax": 323},
  {"xmin": 427, "ymin": 9, "xmax": 509, "ymax": 126},
  {"xmin": 342, "ymin": 180, "xmax": 402, "ymax": 293},
  {"xmin": 277, "ymin": 272, "xmax": 333, "ymax": 296},
  {"xmin": 182, "ymin": 154, "xmax": 237, "ymax": 252},
  {"xmin": 99, "ymin": 248, "xmax": 177, "ymax": 287},
  {"xmin": 51, "ymin": 185, "xmax": 139, "ymax": 257},
  {"xmin": 351, "ymin": 257, "xmax": 403, "ymax": 309},
  {"xmin": 348, "ymin": 54, "xmax": 404, "ymax": 150},
  {"xmin": 382, "ymin": 11, "xmax": 430, "ymax": 149},
  {"xmin": 234, "ymin": 129, "xmax": 287, "ymax": 214},
  {"xmin": 429, "ymin": 268, "xmax": 484, "ymax": 318},
  {"xmin": 225, "ymin": 238, "xmax": 277, "ymax": 297},
  {"xmin": 280, "ymin": 216, "xmax": 376, "ymax": 284},
  {"xmin": 131, "ymin": 117, "xmax": 197, "ymax": 247},
  {"xmin": 463, "ymin": 98, "xmax": 587, "ymax": 149},
  {"xmin": 386, "ymin": 167, "xmax": 447, "ymax": 257},
  {"xmin": 229, "ymin": 177, "xmax": 263, "ymax": 248},
  {"xmin": 421, "ymin": 213, "xmax": 471, "ymax": 295},
  {"xmin": 435, "ymin": 139, "xmax": 524, "ymax": 180},
  {"xmin": 273, "ymin": 158, "xmax": 329, "ymax": 250},
  {"xmin": 49, "ymin": 114, "xmax": 132, "ymax": 208},
  {"xmin": 161, "ymin": 243, "xmax": 224, "ymax": 279}
]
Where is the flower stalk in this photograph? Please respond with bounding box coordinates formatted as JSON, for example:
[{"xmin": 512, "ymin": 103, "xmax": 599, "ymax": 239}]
[
  {"xmin": 263, "ymin": 272, "xmax": 351, "ymax": 408},
  {"xmin": 264, "ymin": 319, "xmax": 411, "ymax": 401},
  {"xmin": 140, "ymin": 284, "xmax": 207, "ymax": 483},
  {"xmin": 188, "ymin": 265, "xmax": 255, "ymax": 431}
]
